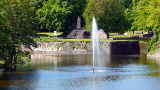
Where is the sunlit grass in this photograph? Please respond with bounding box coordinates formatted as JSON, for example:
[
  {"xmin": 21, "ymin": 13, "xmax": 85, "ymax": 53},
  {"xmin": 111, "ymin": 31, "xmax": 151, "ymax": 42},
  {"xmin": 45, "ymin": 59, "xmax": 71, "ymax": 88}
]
[
  {"xmin": 0, "ymin": 60, "xmax": 5, "ymax": 64},
  {"xmin": 34, "ymin": 36, "xmax": 137, "ymax": 42},
  {"xmin": 37, "ymin": 32, "xmax": 63, "ymax": 37},
  {"xmin": 109, "ymin": 31, "xmax": 147, "ymax": 38},
  {"xmin": 35, "ymin": 31, "xmax": 146, "ymax": 42}
]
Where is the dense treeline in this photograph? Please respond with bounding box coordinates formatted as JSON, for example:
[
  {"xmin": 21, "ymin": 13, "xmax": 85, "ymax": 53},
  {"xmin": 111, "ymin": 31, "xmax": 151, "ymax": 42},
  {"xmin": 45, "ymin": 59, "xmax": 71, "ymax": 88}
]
[
  {"xmin": 1, "ymin": 0, "xmax": 160, "ymax": 33},
  {"xmin": 0, "ymin": 0, "xmax": 160, "ymax": 69},
  {"xmin": 127, "ymin": 0, "xmax": 160, "ymax": 52},
  {"xmin": 0, "ymin": 0, "xmax": 37, "ymax": 70},
  {"xmin": 128, "ymin": 0, "xmax": 160, "ymax": 32},
  {"xmin": 84, "ymin": 0, "xmax": 128, "ymax": 32},
  {"xmin": 36, "ymin": 0, "xmax": 86, "ymax": 34}
]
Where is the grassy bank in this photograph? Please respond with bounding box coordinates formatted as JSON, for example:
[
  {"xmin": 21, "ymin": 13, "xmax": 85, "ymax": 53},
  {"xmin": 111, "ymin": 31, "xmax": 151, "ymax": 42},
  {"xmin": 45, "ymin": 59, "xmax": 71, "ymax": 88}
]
[
  {"xmin": 0, "ymin": 61, "xmax": 5, "ymax": 65},
  {"xmin": 148, "ymin": 32, "xmax": 160, "ymax": 54},
  {"xmin": 35, "ymin": 31, "xmax": 149, "ymax": 42},
  {"xmin": 34, "ymin": 37, "xmax": 138, "ymax": 42}
]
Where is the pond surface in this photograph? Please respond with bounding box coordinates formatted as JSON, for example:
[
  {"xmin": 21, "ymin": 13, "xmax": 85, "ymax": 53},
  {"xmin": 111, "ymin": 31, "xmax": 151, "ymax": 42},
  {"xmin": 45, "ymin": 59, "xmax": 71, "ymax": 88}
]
[{"xmin": 0, "ymin": 54, "xmax": 160, "ymax": 90}]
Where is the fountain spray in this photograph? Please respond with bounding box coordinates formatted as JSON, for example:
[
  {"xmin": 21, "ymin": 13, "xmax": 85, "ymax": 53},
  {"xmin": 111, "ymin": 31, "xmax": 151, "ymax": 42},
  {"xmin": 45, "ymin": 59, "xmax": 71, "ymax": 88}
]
[{"xmin": 92, "ymin": 17, "xmax": 100, "ymax": 72}]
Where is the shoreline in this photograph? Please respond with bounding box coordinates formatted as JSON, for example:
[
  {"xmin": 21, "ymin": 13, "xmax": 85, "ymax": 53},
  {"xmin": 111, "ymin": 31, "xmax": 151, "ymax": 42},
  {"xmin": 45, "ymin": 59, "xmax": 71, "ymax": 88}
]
[
  {"xmin": 147, "ymin": 49, "xmax": 160, "ymax": 60},
  {"xmin": 29, "ymin": 41, "xmax": 140, "ymax": 56}
]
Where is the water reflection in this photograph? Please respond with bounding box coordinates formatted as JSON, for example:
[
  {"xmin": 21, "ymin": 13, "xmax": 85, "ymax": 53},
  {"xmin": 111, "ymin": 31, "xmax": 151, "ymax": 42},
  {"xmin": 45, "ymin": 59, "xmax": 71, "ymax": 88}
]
[
  {"xmin": 31, "ymin": 54, "xmax": 91, "ymax": 68},
  {"xmin": 0, "ymin": 71, "xmax": 38, "ymax": 90},
  {"xmin": 0, "ymin": 54, "xmax": 160, "ymax": 90}
]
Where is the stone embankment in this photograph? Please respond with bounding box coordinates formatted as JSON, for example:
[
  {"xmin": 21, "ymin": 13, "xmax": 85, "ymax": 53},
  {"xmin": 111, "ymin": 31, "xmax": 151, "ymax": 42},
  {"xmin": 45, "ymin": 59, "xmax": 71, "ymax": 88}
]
[
  {"xmin": 30, "ymin": 41, "xmax": 140, "ymax": 56},
  {"xmin": 31, "ymin": 42, "xmax": 109, "ymax": 55}
]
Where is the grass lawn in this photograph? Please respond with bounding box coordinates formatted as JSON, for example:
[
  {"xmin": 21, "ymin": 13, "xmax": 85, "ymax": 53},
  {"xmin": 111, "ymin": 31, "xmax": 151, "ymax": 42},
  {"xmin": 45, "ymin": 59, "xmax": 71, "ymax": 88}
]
[
  {"xmin": 0, "ymin": 60, "xmax": 5, "ymax": 65},
  {"xmin": 34, "ymin": 36, "xmax": 138, "ymax": 42},
  {"xmin": 37, "ymin": 32, "xmax": 63, "ymax": 37},
  {"xmin": 35, "ymin": 32, "xmax": 147, "ymax": 42},
  {"xmin": 109, "ymin": 31, "xmax": 146, "ymax": 38}
]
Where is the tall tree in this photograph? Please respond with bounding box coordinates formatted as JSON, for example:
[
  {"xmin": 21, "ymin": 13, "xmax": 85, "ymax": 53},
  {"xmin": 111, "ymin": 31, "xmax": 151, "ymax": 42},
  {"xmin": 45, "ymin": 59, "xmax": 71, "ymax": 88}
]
[
  {"xmin": 119, "ymin": 0, "xmax": 132, "ymax": 8},
  {"xmin": 63, "ymin": 0, "xmax": 87, "ymax": 34},
  {"xmin": 36, "ymin": 0, "xmax": 72, "ymax": 32},
  {"xmin": 126, "ymin": 0, "xmax": 160, "ymax": 52},
  {"xmin": 0, "ymin": 0, "xmax": 37, "ymax": 70},
  {"xmin": 83, "ymin": 0, "xmax": 127, "ymax": 32},
  {"xmin": 127, "ymin": 0, "xmax": 160, "ymax": 31}
]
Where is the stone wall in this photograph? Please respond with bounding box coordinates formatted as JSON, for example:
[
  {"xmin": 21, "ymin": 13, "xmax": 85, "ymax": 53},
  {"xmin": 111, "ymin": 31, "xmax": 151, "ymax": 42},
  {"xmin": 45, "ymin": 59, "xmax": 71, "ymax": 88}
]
[
  {"xmin": 31, "ymin": 41, "xmax": 140, "ymax": 56},
  {"xmin": 32, "ymin": 42, "xmax": 110, "ymax": 55}
]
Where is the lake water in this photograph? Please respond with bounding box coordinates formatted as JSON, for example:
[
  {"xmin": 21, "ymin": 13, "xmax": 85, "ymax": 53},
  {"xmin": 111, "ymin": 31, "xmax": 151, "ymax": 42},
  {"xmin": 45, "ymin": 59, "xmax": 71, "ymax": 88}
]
[{"xmin": 0, "ymin": 54, "xmax": 160, "ymax": 90}]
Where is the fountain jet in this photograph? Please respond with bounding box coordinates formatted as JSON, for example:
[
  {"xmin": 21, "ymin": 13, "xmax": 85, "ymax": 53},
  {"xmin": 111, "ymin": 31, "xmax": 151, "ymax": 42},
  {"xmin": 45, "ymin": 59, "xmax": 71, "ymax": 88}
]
[{"xmin": 92, "ymin": 17, "xmax": 100, "ymax": 72}]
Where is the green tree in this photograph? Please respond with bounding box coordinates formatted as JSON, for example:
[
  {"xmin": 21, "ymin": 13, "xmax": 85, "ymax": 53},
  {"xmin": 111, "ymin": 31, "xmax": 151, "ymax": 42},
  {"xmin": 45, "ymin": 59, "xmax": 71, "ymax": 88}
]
[
  {"xmin": 0, "ymin": 0, "xmax": 37, "ymax": 70},
  {"xmin": 119, "ymin": 0, "xmax": 132, "ymax": 8},
  {"xmin": 127, "ymin": 0, "xmax": 160, "ymax": 52},
  {"xmin": 83, "ymin": 0, "xmax": 127, "ymax": 32},
  {"xmin": 127, "ymin": 0, "xmax": 160, "ymax": 31},
  {"xmin": 63, "ymin": 0, "xmax": 87, "ymax": 34},
  {"xmin": 36, "ymin": 0, "xmax": 72, "ymax": 32}
]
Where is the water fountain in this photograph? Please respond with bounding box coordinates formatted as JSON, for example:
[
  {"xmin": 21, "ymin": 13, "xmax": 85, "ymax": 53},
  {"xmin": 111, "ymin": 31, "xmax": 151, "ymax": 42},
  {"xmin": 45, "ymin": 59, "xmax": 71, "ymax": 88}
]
[{"xmin": 92, "ymin": 17, "xmax": 100, "ymax": 72}]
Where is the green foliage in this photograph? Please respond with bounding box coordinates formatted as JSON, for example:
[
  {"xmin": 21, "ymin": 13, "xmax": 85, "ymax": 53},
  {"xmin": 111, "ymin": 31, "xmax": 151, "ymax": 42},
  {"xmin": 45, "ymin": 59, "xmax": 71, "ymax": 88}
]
[
  {"xmin": 63, "ymin": 0, "xmax": 87, "ymax": 34},
  {"xmin": 0, "ymin": 0, "xmax": 37, "ymax": 69},
  {"xmin": 126, "ymin": 0, "xmax": 160, "ymax": 52},
  {"xmin": 32, "ymin": 0, "xmax": 46, "ymax": 9},
  {"xmin": 83, "ymin": 0, "xmax": 127, "ymax": 32},
  {"xmin": 69, "ymin": 0, "xmax": 86, "ymax": 16},
  {"xmin": 148, "ymin": 32, "xmax": 160, "ymax": 53},
  {"xmin": 83, "ymin": 0, "xmax": 108, "ymax": 31},
  {"xmin": 119, "ymin": 0, "xmax": 132, "ymax": 8},
  {"xmin": 36, "ymin": 0, "xmax": 72, "ymax": 32},
  {"xmin": 127, "ymin": 0, "xmax": 160, "ymax": 31},
  {"xmin": 0, "ymin": 0, "xmax": 37, "ymax": 44},
  {"xmin": 123, "ymin": 0, "xmax": 160, "ymax": 53}
]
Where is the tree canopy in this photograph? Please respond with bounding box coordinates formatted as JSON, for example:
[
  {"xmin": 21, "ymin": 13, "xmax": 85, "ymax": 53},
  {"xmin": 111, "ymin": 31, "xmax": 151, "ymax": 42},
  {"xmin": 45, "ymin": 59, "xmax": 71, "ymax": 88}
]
[
  {"xmin": 83, "ymin": 0, "xmax": 127, "ymax": 32},
  {"xmin": 36, "ymin": 0, "xmax": 87, "ymax": 34},
  {"xmin": 36, "ymin": 0, "xmax": 72, "ymax": 32},
  {"xmin": 0, "ymin": 0, "xmax": 37, "ymax": 69},
  {"xmin": 127, "ymin": 0, "xmax": 160, "ymax": 32}
]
